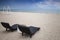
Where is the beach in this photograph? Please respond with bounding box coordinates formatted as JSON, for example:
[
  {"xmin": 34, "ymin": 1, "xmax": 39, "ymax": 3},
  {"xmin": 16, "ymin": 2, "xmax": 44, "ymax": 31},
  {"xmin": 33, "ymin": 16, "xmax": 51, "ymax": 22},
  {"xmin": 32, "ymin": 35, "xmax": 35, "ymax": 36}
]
[{"xmin": 0, "ymin": 12, "xmax": 60, "ymax": 40}]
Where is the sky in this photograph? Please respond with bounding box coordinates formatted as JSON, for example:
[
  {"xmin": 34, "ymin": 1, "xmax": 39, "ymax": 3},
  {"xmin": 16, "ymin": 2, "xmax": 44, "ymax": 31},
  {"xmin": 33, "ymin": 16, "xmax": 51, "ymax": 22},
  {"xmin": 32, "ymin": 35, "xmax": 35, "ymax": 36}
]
[{"xmin": 0, "ymin": 0, "xmax": 60, "ymax": 13}]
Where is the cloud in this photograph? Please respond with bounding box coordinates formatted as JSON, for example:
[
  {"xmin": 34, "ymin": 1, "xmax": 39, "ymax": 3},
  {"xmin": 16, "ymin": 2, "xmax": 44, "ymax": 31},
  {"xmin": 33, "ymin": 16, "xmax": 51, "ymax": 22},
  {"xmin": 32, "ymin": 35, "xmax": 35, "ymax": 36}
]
[{"xmin": 34, "ymin": 0, "xmax": 60, "ymax": 9}]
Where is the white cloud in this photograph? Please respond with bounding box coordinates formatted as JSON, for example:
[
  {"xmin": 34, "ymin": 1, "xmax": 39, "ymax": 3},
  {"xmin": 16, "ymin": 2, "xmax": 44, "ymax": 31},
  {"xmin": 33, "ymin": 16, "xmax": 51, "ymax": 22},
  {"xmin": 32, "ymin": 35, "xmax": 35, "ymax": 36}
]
[{"xmin": 34, "ymin": 0, "xmax": 60, "ymax": 9}]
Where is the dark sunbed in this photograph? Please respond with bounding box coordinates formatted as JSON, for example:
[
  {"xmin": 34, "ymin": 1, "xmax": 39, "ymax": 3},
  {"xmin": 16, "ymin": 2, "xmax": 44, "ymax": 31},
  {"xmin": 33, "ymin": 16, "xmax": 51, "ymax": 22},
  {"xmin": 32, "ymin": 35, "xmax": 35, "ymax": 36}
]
[
  {"xmin": 17, "ymin": 24, "xmax": 40, "ymax": 38},
  {"xmin": 1, "ymin": 22, "xmax": 17, "ymax": 32}
]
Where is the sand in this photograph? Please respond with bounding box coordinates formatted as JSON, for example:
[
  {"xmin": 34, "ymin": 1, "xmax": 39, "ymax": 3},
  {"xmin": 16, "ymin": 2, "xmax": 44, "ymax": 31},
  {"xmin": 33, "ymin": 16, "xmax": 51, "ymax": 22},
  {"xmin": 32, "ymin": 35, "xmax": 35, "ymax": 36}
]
[{"xmin": 0, "ymin": 12, "xmax": 60, "ymax": 40}]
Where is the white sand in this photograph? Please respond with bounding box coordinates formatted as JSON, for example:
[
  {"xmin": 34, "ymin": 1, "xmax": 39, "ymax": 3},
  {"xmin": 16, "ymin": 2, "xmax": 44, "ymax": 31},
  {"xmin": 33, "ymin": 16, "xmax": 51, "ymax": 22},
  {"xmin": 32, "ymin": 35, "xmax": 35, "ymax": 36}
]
[{"xmin": 0, "ymin": 12, "xmax": 60, "ymax": 40}]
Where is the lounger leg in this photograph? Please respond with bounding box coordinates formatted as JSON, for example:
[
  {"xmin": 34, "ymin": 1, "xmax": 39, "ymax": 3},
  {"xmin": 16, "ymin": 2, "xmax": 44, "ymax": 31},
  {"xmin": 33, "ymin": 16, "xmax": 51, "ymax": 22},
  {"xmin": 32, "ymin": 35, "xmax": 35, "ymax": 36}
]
[
  {"xmin": 30, "ymin": 35, "xmax": 32, "ymax": 38},
  {"xmin": 6, "ymin": 28, "xmax": 7, "ymax": 31},
  {"xmin": 22, "ymin": 32, "xmax": 23, "ymax": 36}
]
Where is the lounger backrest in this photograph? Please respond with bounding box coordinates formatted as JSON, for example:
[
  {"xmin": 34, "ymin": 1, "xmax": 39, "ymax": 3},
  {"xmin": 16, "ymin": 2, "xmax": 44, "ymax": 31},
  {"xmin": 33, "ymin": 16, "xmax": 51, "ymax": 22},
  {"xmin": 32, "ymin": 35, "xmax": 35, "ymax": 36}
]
[
  {"xmin": 18, "ymin": 25, "xmax": 31, "ymax": 34},
  {"xmin": 1, "ymin": 22, "xmax": 11, "ymax": 28}
]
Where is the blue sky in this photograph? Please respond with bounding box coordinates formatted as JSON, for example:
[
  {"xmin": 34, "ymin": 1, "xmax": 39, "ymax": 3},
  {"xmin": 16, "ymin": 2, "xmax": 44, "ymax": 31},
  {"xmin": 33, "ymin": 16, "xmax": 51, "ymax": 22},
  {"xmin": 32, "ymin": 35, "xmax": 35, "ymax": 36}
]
[{"xmin": 0, "ymin": 0, "xmax": 60, "ymax": 13}]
